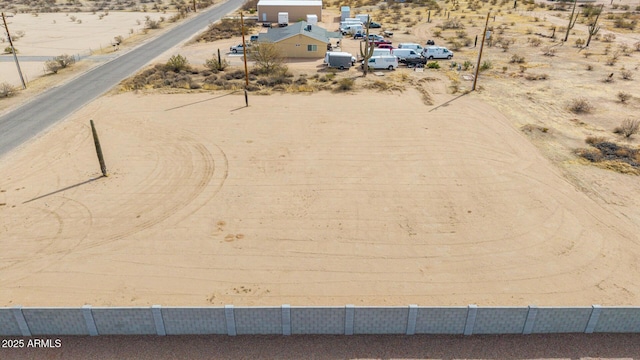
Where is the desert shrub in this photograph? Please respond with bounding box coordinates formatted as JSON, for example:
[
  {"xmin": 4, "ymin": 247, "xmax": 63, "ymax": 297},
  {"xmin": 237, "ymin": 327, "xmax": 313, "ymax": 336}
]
[
  {"xmin": 602, "ymin": 73, "xmax": 615, "ymax": 83},
  {"xmin": 510, "ymin": 54, "xmax": 525, "ymax": 63},
  {"xmin": 635, "ymin": 41, "xmax": 640, "ymax": 52},
  {"xmin": 146, "ymin": 19, "xmax": 160, "ymax": 29},
  {"xmin": 205, "ymin": 54, "xmax": 229, "ymax": 72},
  {"xmin": 585, "ymin": 64, "xmax": 593, "ymax": 71},
  {"xmin": 45, "ymin": 54, "xmax": 75, "ymax": 74},
  {"xmin": 614, "ymin": 119, "xmax": 639, "ymax": 138},
  {"xmin": 524, "ymin": 73, "xmax": 548, "ymax": 80},
  {"xmin": 249, "ymin": 43, "xmax": 286, "ymax": 75},
  {"xmin": 196, "ymin": 18, "xmax": 255, "ymax": 42},
  {"xmin": 479, "ymin": 60, "xmax": 492, "ymax": 71},
  {"xmin": 433, "ymin": 29, "xmax": 442, "ymax": 37},
  {"xmin": 621, "ymin": 69, "xmax": 633, "ymax": 80},
  {"xmin": 0, "ymin": 82, "xmax": 17, "ymax": 98},
  {"xmin": 528, "ymin": 37, "xmax": 541, "ymax": 47},
  {"xmin": 4, "ymin": 46, "xmax": 16, "ymax": 54},
  {"xmin": 335, "ymin": 78, "xmax": 355, "ymax": 91},
  {"xmin": 575, "ymin": 38, "xmax": 585, "ymax": 48},
  {"xmin": 614, "ymin": 18, "xmax": 636, "ymax": 30},
  {"xmin": 585, "ymin": 136, "xmax": 607, "ymax": 146},
  {"xmin": 542, "ymin": 46, "xmax": 556, "ymax": 56},
  {"xmin": 426, "ymin": 61, "xmax": 440, "ymax": 69},
  {"xmin": 166, "ymin": 54, "xmax": 189, "ymax": 72},
  {"xmin": 462, "ymin": 60, "xmax": 473, "ymax": 70},
  {"xmin": 448, "ymin": 40, "xmax": 463, "ymax": 51},
  {"xmin": 602, "ymin": 33, "xmax": 616, "ymax": 42},
  {"xmin": 575, "ymin": 147, "xmax": 603, "ymax": 162},
  {"xmin": 569, "ymin": 98, "xmax": 594, "ymax": 114},
  {"xmin": 440, "ymin": 17, "xmax": 464, "ymax": 30}
]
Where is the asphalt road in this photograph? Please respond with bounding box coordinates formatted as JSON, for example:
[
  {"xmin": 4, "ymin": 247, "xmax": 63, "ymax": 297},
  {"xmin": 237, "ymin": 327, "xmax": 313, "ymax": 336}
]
[{"xmin": 0, "ymin": 0, "xmax": 244, "ymax": 158}]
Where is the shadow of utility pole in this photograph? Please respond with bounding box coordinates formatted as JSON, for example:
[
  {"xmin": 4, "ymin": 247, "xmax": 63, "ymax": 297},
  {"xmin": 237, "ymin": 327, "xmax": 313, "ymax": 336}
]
[{"xmin": 22, "ymin": 176, "xmax": 104, "ymax": 204}]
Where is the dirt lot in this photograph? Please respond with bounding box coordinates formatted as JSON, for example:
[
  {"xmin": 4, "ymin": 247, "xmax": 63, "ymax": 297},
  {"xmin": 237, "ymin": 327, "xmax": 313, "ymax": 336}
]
[{"xmin": 1, "ymin": 1, "xmax": 640, "ymax": 308}]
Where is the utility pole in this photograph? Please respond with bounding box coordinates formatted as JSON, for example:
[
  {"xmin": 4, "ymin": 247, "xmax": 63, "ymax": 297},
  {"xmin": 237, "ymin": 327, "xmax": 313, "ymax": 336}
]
[
  {"xmin": 2, "ymin": 12, "xmax": 26, "ymax": 89},
  {"xmin": 240, "ymin": 12, "xmax": 249, "ymax": 106},
  {"xmin": 240, "ymin": 12, "xmax": 249, "ymax": 87},
  {"xmin": 472, "ymin": 11, "xmax": 490, "ymax": 91}
]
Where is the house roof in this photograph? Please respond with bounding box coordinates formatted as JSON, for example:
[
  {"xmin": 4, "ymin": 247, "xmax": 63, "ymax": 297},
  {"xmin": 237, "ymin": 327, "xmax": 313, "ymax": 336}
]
[
  {"xmin": 257, "ymin": 0, "xmax": 322, "ymax": 6},
  {"xmin": 259, "ymin": 21, "xmax": 342, "ymax": 43}
]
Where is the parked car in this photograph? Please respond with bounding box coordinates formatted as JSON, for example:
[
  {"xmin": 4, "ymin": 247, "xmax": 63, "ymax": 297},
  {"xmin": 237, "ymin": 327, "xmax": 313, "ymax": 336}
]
[
  {"xmin": 367, "ymin": 34, "xmax": 385, "ymax": 42},
  {"xmin": 376, "ymin": 43, "xmax": 394, "ymax": 50},
  {"xmin": 262, "ymin": 22, "xmax": 272, "ymax": 28},
  {"xmin": 404, "ymin": 57, "xmax": 428, "ymax": 67},
  {"xmin": 230, "ymin": 43, "xmax": 249, "ymax": 54},
  {"xmin": 369, "ymin": 21, "xmax": 382, "ymax": 28},
  {"xmin": 373, "ymin": 39, "xmax": 392, "ymax": 47},
  {"xmin": 250, "ymin": 35, "xmax": 259, "ymax": 42},
  {"xmin": 353, "ymin": 32, "xmax": 365, "ymax": 40}
]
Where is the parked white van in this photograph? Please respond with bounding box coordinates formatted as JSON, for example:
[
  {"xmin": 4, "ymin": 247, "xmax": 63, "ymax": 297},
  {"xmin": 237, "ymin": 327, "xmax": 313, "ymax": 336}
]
[
  {"xmin": 372, "ymin": 48, "xmax": 392, "ymax": 57},
  {"xmin": 422, "ymin": 46, "xmax": 454, "ymax": 59},
  {"xmin": 363, "ymin": 55, "xmax": 398, "ymax": 70},
  {"xmin": 397, "ymin": 43, "xmax": 423, "ymax": 51},
  {"xmin": 340, "ymin": 23, "xmax": 363, "ymax": 35},
  {"xmin": 391, "ymin": 48, "xmax": 422, "ymax": 62}
]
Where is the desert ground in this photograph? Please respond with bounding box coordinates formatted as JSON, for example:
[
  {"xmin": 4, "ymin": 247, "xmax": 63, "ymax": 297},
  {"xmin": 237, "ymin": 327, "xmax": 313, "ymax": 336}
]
[{"xmin": 1, "ymin": 0, "xmax": 640, "ymax": 308}]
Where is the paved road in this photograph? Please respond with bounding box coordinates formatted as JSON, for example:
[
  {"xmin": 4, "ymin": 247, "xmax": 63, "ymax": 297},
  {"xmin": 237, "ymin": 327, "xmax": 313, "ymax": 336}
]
[{"xmin": 0, "ymin": 0, "xmax": 244, "ymax": 158}]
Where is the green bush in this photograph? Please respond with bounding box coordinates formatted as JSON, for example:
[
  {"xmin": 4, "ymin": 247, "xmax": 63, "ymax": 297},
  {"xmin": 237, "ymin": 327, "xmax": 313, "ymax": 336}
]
[
  {"xmin": 166, "ymin": 54, "xmax": 189, "ymax": 72},
  {"xmin": 479, "ymin": 60, "xmax": 492, "ymax": 71},
  {"xmin": 426, "ymin": 61, "xmax": 440, "ymax": 69}
]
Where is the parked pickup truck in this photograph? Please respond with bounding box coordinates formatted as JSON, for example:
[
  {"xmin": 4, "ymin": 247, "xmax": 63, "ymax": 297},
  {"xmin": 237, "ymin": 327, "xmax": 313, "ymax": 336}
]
[{"xmin": 404, "ymin": 57, "xmax": 428, "ymax": 67}]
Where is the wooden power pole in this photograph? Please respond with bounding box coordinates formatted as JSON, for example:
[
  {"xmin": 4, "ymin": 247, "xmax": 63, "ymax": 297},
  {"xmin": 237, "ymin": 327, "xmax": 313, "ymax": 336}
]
[
  {"xmin": 472, "ymin": 11, "xmax": 490, "ymax": 91},
  {"xmin": 240, "ymin": 12, "xmax": 249, "ymax": 88},
  {"xmin": 2, "ymin": 12, "xmax": 26, "ymax": 89}
]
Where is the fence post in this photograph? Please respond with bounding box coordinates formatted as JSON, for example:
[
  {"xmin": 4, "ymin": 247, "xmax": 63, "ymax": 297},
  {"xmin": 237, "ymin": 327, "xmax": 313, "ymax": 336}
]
[
  {"xmin": 282, "ymin": 304, "xmax": 291, "ymax": 335},
  {"xmin": 82, "ymin": 305, "xmax": 99, "ymax": 336},
  {"xmin": 585, "ymin": 305, "xmax": 602, "ymax": 333},
  {"xmin": 345, "ymin": 304, "xmax": 355, "ymax": 335},
  {"xmin": 406, "ymin": 304, "xmax": 418, "ymax": 335},
  {"xmin": 522, "ymin": 305, "xmax": 538, "ymax": 335},
  {"xmin": 12, "ymin": 306, "xmax": 31, "ymax": 336},
  {"xmin": 225, "ymin": 305, "xmax": 237, "ymax": 336},
  {"xmin": 463, "ymin": 304, "xmax": 478, "ymax": 335},
  {"xmin": 152, "ymin": 305, "xmax": 166, "ymax": 336}
]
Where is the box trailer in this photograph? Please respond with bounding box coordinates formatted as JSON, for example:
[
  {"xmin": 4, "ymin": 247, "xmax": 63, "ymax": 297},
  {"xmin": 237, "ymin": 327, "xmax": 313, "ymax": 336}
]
[
  {"xmin": 306, "ymin": 14, "xmax": 318, "ymax": 25},
  {"xmin": 355, "ymin": 14, "xmax": 370, "ymax": 24},
  {"xmin": 325, "ymin": 52, "xmax": 355, "ymax": 70},
  {"xmin": 340, "ymin": 6, "xmax": 350, "ymax": 21},
  {"xmin": 278, "ymin": 12, "xmax": 288, "ymax": 27}
]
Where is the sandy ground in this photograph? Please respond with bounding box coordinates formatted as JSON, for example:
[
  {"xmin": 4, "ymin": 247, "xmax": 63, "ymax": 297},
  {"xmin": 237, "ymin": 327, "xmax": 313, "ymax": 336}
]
[
  {"xmin": 2, "ymin": 3, "xmax": 640, "ymax": 309},
  {"xmin": 2, "ymin": 333, "xmax": 640, "ymax": 360},
  {"xmin": 1, "ymin": 87, "xmax": 639, "ymax": 307},
  {"xmin": 0, "ymin": 11, "xmax": 167, "ymax": 87}
]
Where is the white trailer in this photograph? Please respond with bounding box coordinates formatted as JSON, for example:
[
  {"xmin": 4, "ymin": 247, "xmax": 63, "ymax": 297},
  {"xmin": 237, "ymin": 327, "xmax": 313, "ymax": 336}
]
[
  {"xmin": 278, "ymin": 12, "xmax": 288, "ymax": 27},
  {"xmin": 340, "ymin": 6, "xmax": 350, "ymax": 21},
  {"xmin": 306, "ymin": 14, "xmax": 318, "ymax": 25}
]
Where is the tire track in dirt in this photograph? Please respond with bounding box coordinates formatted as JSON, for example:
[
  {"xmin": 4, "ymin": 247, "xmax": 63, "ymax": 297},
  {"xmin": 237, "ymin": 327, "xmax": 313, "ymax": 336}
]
[{"xmin": 71, "ymin": 125, "xmax": 219, "ymax": 251}]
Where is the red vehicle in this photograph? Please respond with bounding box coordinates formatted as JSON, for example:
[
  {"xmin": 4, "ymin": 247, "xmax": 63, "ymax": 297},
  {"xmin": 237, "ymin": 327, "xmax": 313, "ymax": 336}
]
[{"xmin": 376, "ymin": 43, "xmax": 394, "ymax": 50}]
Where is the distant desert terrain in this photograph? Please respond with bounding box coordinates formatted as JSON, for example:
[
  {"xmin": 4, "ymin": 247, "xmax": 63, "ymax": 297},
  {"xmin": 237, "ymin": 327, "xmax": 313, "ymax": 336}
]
[{"xmin": 1, "ymin": 0, "xmax": 640, "ymax": 307}]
